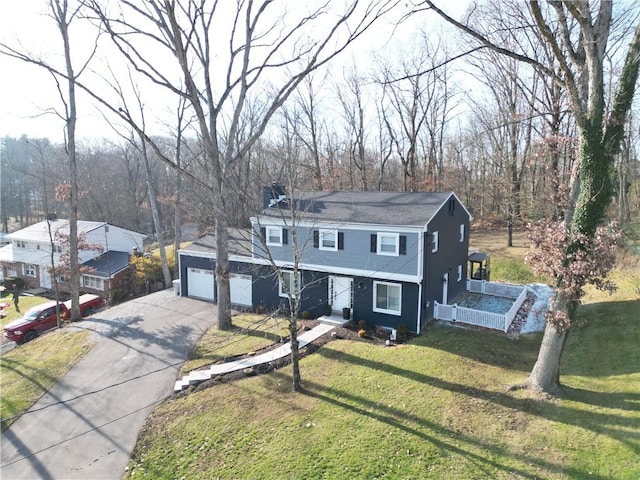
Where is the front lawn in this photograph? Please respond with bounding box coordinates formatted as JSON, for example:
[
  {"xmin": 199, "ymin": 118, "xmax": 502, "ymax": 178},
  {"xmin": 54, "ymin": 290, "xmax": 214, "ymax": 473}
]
[
  {"xmin": 0, "ymin": 329, "xmax": 93, "ymax": 431},
  {"xmin": 124, "ymin": 226, "xmax": 639, "ymax": 479},
  {"xmin": 125, "ymin": 294, "xmax": 639, "ymax": 479}
]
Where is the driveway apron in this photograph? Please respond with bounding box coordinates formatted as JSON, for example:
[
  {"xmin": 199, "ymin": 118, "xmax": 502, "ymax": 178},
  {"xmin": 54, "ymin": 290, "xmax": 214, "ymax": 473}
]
[{"xmin": 1, "ymin": 290, "xmax": 216, "ymax": 480}]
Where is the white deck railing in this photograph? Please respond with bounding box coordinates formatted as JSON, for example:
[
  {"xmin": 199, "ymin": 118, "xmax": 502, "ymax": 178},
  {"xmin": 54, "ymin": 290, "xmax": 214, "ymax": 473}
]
[{"xmin": 435, "ymin": 281, "xmax": 528, "ymax": 332}]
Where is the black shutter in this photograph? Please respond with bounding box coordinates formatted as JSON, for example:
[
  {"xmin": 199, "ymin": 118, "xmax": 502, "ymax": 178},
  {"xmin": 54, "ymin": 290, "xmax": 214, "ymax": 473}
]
[
  {"xmin": 282, "ymin": 229, "xmax": 288, "ymax": 245},
  {"xmin": 370, "ymin": 234, "xmax": 377, "ymax": 253},
  {"xmin": 260, "ymin": 227, "xmax": 266, "ymax": 242},
  {"xmin": 338, "ymin": 232, "xmax": 344, "ymax": 250},
  {"xmin": 313, "ymin": 230, "xmax": 319, "ymax": 248},
  {"xmin": 399, "ymin": 235, "xmax": 407, "ymax": 255}
]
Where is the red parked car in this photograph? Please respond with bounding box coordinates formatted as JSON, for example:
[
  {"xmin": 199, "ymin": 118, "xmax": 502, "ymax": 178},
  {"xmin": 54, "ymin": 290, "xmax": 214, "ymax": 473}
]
[{"xmin": 3, "ymin": 294, "xmax": 104, "ymax": 344}]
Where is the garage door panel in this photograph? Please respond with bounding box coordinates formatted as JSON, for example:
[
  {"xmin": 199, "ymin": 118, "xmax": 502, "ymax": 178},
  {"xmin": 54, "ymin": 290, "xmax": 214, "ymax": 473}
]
[
  {"xmin": 187, "ymin": 268, "xmax": 215, "ymax": 300},
  {"xmin": 230, "ymin": 274, "xmax": 252, "ymax": 306}
]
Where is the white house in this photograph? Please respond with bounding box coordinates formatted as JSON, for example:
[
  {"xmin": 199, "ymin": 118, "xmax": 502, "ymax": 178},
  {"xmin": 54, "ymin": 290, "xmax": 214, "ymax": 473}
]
[{"xmin": 0, "ymin": 219, "xmax": 144, "ymax": 297}]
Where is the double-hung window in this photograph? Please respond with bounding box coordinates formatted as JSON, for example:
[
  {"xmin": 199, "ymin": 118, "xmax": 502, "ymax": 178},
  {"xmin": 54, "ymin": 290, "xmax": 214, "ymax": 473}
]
[
  {"xmin": 378, "ymin": 233, "xmax": 399, "ymax": 256},
  {"xmin": 279, "ymin": 270, "xmax": 299, "ymax": 298},
  {"xmin": 460, "ymin": 224, "xmax": 465, "ymax": 242},
  {"xmin": 25, "ymin": 264, "xmax": 37, "ymax": 277},
  {"xmin": 373, "ymin": 281, "xmax": 402, "ymax": 315},
  {"xmin": 319, "ymin": 229, "xmax": 338, "ymax": 251},
  {"xmin": 266, "ymin": 227, "xmax": 283, "ymax": 246}
]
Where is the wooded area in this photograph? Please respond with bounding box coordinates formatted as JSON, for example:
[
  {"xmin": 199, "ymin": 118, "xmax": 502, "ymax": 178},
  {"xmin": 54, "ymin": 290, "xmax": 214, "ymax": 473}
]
[
  {"xmin": 2, "ymin": 2, "xmax": 638, "ymax": 238},
  {"xmin": 1, "ymin": 1, "xmax": 640, "ymax": 392}
]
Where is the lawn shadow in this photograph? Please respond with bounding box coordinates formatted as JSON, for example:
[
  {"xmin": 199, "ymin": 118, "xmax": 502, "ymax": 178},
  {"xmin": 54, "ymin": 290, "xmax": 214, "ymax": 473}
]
[
  {"xmin": 301, "ymin": 376, "xmax": 609, "ymax": 480},
  {"xmin": 416, "ymin": 322, "xmax": 541, "ymax": 373},
  {"xmin": 315, "ymin": 346, "xmax": 640, "ymax": 457}
]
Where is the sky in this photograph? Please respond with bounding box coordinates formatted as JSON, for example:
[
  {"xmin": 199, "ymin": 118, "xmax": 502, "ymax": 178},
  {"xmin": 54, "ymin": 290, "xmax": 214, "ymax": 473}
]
[{"xmin": 0, "ymin": 1, "xmax": 471, "ymax": 143}]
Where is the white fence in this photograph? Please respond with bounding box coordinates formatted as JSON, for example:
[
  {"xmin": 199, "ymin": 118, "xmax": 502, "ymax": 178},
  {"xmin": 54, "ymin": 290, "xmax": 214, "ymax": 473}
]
[{"xmin": 435, "ymin": 281, "xmax": 528, "ymax": 332}]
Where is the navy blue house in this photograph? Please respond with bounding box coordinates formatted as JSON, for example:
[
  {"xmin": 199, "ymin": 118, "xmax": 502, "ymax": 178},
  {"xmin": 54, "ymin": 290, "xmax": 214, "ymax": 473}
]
[{"xmin": 178, "ymin": 188, "xmax": 472, "ymax": 333}]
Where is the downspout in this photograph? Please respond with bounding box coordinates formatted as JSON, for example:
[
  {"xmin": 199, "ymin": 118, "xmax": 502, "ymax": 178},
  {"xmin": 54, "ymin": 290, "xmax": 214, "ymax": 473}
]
[{"xmin": 416, "ymin": 230, "xmax": 425, "ymax": 333}]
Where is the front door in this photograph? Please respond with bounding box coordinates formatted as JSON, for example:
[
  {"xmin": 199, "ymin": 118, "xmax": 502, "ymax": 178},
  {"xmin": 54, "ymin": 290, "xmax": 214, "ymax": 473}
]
[{"xmin": 329, "ymin": 276, "xmax": 353, "ymax": 312}]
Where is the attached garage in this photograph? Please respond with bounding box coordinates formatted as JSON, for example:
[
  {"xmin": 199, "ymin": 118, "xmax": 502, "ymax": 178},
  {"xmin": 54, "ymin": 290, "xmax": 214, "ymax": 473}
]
[
  {"xmin": 187, "ymin": 267, "xmax": 215, "ymax": 301},
  {"xmin": 230, "ymin": 273, "xmax": 252, "ymax": 307}
]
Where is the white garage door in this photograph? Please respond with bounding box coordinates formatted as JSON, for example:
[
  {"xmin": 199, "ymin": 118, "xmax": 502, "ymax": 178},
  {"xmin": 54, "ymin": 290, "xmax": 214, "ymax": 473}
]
[
  {"xmin": 230, "ymin": 274, "xmax": 253, "ymax": 306},
  {"xmin": 187, "ymin": 267, "xmax": 215, "ymax": 300}
]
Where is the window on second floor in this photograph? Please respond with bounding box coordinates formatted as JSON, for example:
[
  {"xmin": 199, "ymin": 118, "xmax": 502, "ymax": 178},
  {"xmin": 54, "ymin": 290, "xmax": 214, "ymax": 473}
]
[
  {"xmin": 431, "ymin": 231, "xmax": 439, "ymax": 253},
  {"xmin": 457, "ymin": 265, "xmax": 463, "ymax": 282},
  {"xmin": 25, "ymin": 264, "xmax": 37, "ymax": 277},
  {"xmin": 261, "ymin": 226, "xmax": 288, "ymax": 246},
  {"xmin": 370, "ymin": 233, "xmax": 406, "ymax": 256},
  {"xmin": 54, "ymin": 244, "xmax": 63, "ymax": 254},
  {"xmin": 319, "ymin": 229, "xmax": 337, "ymax": 251},
  {"xmin": 460, "ymin": 224, "xmax": 465, "ymax": 242},
  {"xmin": 15, "ymin": 240, "xmax": 26, "ymax": 249}
]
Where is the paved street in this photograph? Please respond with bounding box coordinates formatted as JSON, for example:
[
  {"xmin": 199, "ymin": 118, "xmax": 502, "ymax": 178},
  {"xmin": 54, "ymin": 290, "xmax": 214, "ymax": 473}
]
[{"xmin": 1, "ymin": 290, "xmax": 217, "ymax": 480}]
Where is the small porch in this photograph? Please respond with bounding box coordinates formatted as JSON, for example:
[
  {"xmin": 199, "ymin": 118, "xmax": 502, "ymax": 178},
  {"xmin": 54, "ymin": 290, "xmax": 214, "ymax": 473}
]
[{"xmin": 468, "ymin": 252, "xmax": 490, "ymax": 281}]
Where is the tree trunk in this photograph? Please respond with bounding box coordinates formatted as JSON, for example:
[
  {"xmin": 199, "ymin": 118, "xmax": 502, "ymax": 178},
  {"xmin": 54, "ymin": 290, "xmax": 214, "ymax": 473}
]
[
  {"xmin": 215, "ymin": 213, "xmax": 232, "ymax": 330},
  {"xmin": 140, "ymin": 139, "xmax": 172, "ymax": 288},
  {"xmin": 290, "ymin": 319, "xmax": 301, "ymax": 392},
  {"xmin": 526, "ymin": 319, "xmax": 567, "ymax": 393}
]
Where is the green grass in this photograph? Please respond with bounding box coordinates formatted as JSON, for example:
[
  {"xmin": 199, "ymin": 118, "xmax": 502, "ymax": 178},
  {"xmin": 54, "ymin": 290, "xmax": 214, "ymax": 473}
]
[
  {"xmin": 0, "ymin": 328, "xmax": 93, "ymax": 431},
  {"xmin": 123, "ymin": 226, "xmax": 640, "ymax": 479},
  {"xmin": 125, "ymin": 298, "xmax": 640, "ymax": 479},
  {"xmin": 180, "ymin": 314, "xmax": 290, "ymax": 374}
]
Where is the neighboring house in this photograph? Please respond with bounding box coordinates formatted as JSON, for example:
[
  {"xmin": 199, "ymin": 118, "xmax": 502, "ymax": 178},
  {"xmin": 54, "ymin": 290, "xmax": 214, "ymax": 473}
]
[
  {"xmin": 0, "ymin": 219, "xmax": 145, "ymax": 299},
  {"xmin": 179, "ymin": 187, "xmax": 472, "ymax": 334}
]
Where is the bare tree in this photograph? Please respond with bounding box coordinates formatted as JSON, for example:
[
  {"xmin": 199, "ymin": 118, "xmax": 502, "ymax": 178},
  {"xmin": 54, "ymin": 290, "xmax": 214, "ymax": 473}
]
[
  {"xmin": 87, "ymin": 0, "xmax": 398, "ymax": 330},
  {"xmin": 418, "ymin": 0, "xmax": 640, "ymax": 393}
]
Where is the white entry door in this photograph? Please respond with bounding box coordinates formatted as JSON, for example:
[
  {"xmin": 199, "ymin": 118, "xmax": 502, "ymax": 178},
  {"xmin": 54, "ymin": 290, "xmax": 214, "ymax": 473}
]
[
  {"xmin": 187, "ymin": 267, "xmax": 215, "ymax": 300},
  {"xmin": 442, "ymin": 273, "xmax": 449, "ymax": 305},
  {"xmin": 230, "ymin": 274, "xmax": 253, "ymax": 307},
  {"xmin": 329, "ymin": 276, "xmax": 353, "ymax": 311}
]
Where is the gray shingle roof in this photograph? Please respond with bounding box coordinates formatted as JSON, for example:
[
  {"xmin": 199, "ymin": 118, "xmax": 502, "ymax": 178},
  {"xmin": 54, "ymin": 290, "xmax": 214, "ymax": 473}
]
[
  {"xmin": 82, "ymin": 251, "xmax": 131, "ymax": 277},
  {"xmin": 258, "ymin": 191, "xmax": 456, "ymax": 227}
]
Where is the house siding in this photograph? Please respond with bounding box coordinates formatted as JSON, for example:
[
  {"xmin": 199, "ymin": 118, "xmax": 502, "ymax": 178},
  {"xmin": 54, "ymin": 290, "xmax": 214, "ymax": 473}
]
[
  {"xmin": 253, "ymin": 225, "xmax": 421, "ymax": 277},
  {"xmin": 180, "ymin": 191, "xmax": 472, "ymax": 335},
  {"xmin": 420, "ymin": 195, "xmax": 470, "ymax": 330}
]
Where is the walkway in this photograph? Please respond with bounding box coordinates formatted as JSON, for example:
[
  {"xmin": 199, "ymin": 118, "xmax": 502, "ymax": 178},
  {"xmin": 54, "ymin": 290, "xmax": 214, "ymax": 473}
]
[{"xmin": 174, "ymin": 323, "xmax": 336, "ymax": 392}]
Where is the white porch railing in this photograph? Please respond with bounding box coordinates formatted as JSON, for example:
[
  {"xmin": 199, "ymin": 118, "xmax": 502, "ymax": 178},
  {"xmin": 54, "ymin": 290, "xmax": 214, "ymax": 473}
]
[
  {"xmin": 435, "ymin": 281, "xmax": 528, "ymax": 332},
  {"xmin": 467, "ymin": 279, "xmax": 524, "ymax": 298}
]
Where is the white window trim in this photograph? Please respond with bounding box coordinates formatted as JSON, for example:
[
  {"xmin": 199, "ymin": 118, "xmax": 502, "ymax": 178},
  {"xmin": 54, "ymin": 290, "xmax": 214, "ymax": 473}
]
[
  {"xmin": 82, "ymin": 275, "xmax": 104, "ymax": 289},
  {"xmin": 377, "ymin": 232, "xmax": 399, "ymax": 256},
  {"xmin": 279, "ymin": 270, "xmax": 300, "ymax": 298},
  {"xmin": 25, "ymin": 264, "xmax": 37, "ymax": 277},
  {"xmin": 266, "ymin": 226, "xmax": 283, "ymax": 246},
  {"xmin": 459, "ymin": 224, "xmax": 465, "ymax": 242},
  {"xmin": 431, "ymin": 231, "xmax": 439, "ymax": 253},
  {"xmin": 373, "ymin": 280, "xmax": 402, "ymax": 316},
  {"xmin": 319, "ymin": 229, "xmax": 338, "ymax": 251},
  {"xmin": 16, "ymin": 241, "xmax": 26, "ymax": 249},
  {"xmin": 457, "ymin": 265, "xmax": 463, "ymax": 282}
]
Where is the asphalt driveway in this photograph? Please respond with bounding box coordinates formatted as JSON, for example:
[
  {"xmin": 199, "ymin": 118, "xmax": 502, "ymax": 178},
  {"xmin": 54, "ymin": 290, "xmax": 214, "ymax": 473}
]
[{"xmin": 1, "ymin": 289, "xmax": 217, "ymax": 480}]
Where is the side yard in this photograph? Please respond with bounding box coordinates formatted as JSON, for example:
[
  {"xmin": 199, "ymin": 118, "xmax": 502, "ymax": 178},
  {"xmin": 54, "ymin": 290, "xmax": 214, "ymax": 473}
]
[{"xmin": 123, "ymin": 229, "xmax": 640, "ymax": 479}]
